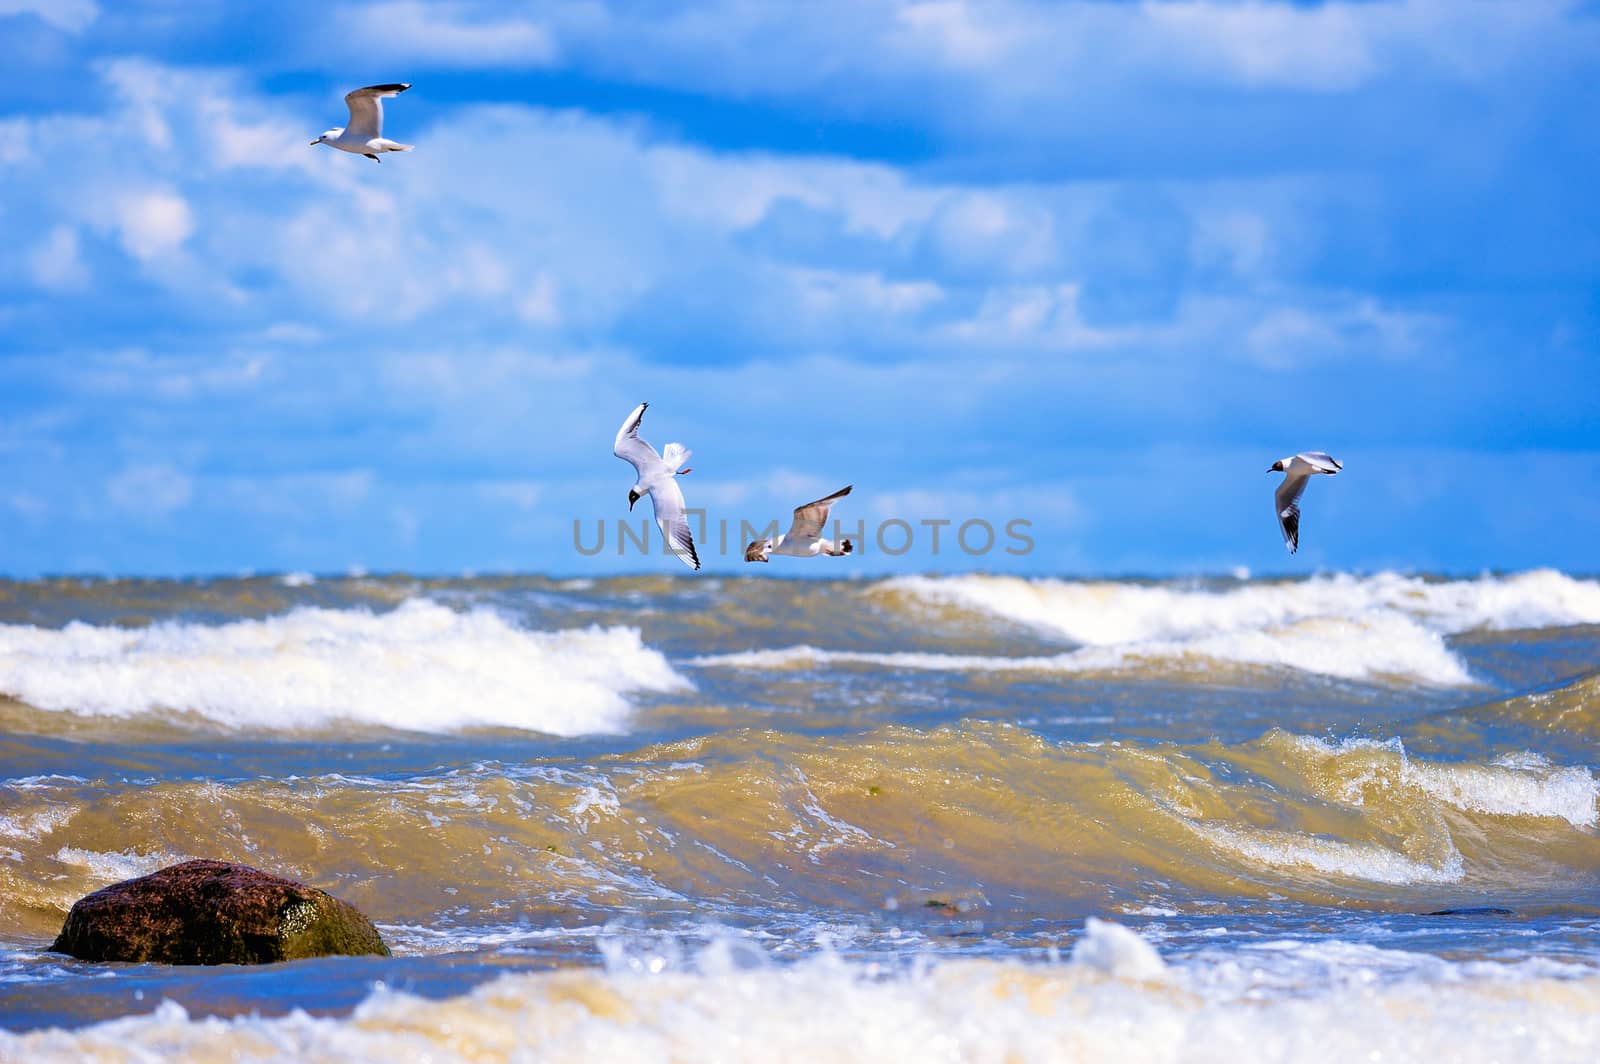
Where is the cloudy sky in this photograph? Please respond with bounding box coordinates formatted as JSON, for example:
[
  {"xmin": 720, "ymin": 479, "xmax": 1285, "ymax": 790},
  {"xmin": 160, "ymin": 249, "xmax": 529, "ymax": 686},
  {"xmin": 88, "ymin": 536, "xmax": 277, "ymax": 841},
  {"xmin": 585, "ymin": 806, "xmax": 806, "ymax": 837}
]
[{"xmin": 1, "ymin": 0, "xmax": 1596, "ymax": 577}]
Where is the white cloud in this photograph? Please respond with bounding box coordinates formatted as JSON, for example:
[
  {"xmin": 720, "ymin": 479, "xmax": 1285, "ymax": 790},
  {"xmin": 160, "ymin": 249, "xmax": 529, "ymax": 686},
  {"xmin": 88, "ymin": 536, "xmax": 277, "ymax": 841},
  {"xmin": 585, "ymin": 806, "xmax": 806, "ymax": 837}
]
[
  {"xmin": 114, "ymin": 190, "xmax": 194, "ymax": 261},
  {"xmin": 1143, "ymin": 1, "xmax": 1379, "ymax": 92},
  {"xmin": 107, "ymin": 464, "xmax": 193, "ymax": 518},
  {"xmin": 788, "ymin": 267, "xmax": 944, "ymax": 318},
  {"xmin": 943, "ymin": 283, "xmax": 1126, "ymax": 350},
  {"xmin": 518, "ymin": 273, "xmax": 562, "ymax": 325},
  {"xmin": 894, "ymin": 1, "xmax": 1019, "ymax": 70},
  {"xmin": 1246, "ymin": 297, "xmax": 1439, "ymax": 369},
  {"xmin": 468, "ymin": 0, "xmax": 1580, "ymax": 127},
  {"xmin": 332, "ymin": 1, "xmax": 557, "ymax": 67},
  {"xmin": 0, "ymin": 0, "xmax": 98, "ymax": 34},
  {"xmin": 0, "ymin": 58, "xmax": 1470, "ymax": 393},
  {"xmin": 27, "ymin": 225, "xmax": 88, "ymax": 289}
]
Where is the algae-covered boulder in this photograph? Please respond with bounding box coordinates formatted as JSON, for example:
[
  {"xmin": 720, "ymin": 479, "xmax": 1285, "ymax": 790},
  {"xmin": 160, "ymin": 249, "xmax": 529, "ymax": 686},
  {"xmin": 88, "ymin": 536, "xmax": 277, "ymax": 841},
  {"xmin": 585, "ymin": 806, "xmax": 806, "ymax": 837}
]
[{"xmin": 50, "ymin": 859, "xmax": 389, "ymax": 964}]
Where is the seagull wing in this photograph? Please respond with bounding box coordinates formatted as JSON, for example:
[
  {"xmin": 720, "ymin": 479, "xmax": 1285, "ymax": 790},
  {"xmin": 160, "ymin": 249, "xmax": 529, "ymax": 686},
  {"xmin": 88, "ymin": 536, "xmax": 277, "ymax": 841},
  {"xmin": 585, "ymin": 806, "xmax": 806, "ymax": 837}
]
[
  {"xmin": 660, "ymin": 442, "xmax": 691, "ymax": 473},
  {"xmin": 786, "ymin": 485, "xmax": 852, "ymax": 541},
  {"xmin": 613, "ymin": 402, "xmax": 662, "ymax": 475},
  {"xmin": 344, "ymin": 83, "xmax": 410, "ymax": 140},
  {"xmin": 650, "ymin": 477, "xmax": 701, "ymax": 571},
  {"xmin": 1299, "ymin": 452, "xmax": 1343, "ymax": 474},
  {"xmin": 1274, "ymin": 472, "xmax": 1312, "ymax": 554}
]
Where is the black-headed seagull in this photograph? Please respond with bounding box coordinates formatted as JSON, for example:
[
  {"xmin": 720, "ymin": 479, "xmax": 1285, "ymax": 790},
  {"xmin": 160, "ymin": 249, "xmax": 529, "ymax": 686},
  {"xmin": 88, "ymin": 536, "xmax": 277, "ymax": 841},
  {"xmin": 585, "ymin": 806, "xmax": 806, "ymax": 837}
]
[
  {"xmin": 1268, "ymin": 452, "xmax": 1343, "ymax": 554},
  {"xmin": 744, "ymin": 486, "xmax": 855, "ymax": 563},
  {"xmin": 614, "ymin": 402, "xmax": 699, "ymax": 571}
]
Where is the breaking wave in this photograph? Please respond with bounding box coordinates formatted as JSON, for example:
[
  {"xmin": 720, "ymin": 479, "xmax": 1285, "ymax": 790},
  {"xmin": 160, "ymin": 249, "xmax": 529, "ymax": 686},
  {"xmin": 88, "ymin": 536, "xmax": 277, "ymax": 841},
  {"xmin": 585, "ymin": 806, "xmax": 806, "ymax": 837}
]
[
  {"xmin": 691, "ymin": 609, "xmax": 1470, "ymax": 684},
  {"xmin": 3, "ymin": 715, "xmax": 1593, "ymax": 941},
  {"xmin": 0, "ymin": 599, "xmax": 688, "ymax": 735},
  {"xmin": 868, "ymin": 569, "xmax": 1600, "ymax": 685},
  {"xmin": 4, "ymin": 937, "xmax": 1597, "ymax": 1063}
]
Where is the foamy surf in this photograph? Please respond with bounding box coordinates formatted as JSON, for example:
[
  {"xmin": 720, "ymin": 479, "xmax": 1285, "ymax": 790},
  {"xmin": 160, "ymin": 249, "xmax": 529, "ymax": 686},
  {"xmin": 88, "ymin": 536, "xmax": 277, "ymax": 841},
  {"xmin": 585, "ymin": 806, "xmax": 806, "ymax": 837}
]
[
  {"xmin": 1272, "ymin": 734, "xmax": 1600, "ymax": 829},
  {"xmin": 691, "ymin": 610, "xmax": 1472, "ymax": 685},
  {"xmin": 3, "ymin": 939, "xmax": 1597, "ymax": 1064},
  {"xmin": 0, "ymin": 599, "xmax": 688, "ymax": 735},
  {"xmin": 870, "ymin": 570, "xmax": 1600, "ymax": 685}
]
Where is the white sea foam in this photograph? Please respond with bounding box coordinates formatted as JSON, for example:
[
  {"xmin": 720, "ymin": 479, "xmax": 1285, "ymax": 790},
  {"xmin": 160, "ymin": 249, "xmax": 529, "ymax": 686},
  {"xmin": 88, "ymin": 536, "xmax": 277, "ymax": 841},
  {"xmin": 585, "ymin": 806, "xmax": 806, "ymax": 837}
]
[
  {"xmin": 52, "ymin": 846, "xmax": 189, "ymax": 882},
  {"xmin": 871, "ymin": 569, "xmax": 1600, "ymax": 685},
  {"xmin": 691, "ymin": 610, "xmax": 1472, "ymax": 685},
  {"xmin": 0, "ymin": 807, "xmax": 73, "ymax": 842},
  {"xmin": 3, "ymin": 950, "xmax": 1597, "ymax": 1063},
  {"xmin": 1070, "ymin": 918, "xmax": 1168, "ymax": 981},
  {"xmin": 0, "ymin": 599, "xmax": 689, "ymax": 735},
  {"xmin": 882, "ymin": 570, "xmax": 1600, "ymax": 642},
  {"xmin": 1187, "ymin": 819, "xmax": 1466, "ymax": 886},
  {"xmin": 1284, "ymin": 735, "xmax": 1600, "ymax": 829}
]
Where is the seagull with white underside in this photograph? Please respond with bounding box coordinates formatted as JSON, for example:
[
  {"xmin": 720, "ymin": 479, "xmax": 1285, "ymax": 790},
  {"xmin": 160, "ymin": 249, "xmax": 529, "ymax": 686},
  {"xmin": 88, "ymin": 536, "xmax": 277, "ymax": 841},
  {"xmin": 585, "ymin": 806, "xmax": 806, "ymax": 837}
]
[
  {"xmin": 614, "ymin": 402, "xmax": 700, "ymax": 571},
  {"xmin": 311, "ymin": 84, "xmax": 414, "ymax": 163},
  {"xmin": 744, "ymin": 486, "xmax": 855, "ymax": 563},
  {"xmin": 1268, "ymin": 452, "xmax": 1343, "ymax": 554}
]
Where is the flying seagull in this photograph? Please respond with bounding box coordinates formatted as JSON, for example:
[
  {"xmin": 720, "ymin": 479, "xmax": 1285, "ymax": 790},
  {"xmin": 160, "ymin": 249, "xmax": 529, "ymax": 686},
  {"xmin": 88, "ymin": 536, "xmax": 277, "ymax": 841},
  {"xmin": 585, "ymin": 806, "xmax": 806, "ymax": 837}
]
[
  {"xmin": 1268, "ymin": 452, "xmax": 1343, "ymax": 554},
  {"xmin": 745, "ymin": 486, "xmax": 855, "ymax": 563},
  {"xmin": 614, "ymin": 402, "xmax": 700, "ymax": 571},
  {"xmin": 311, "ymin": 84, "xmax": 414, "ymax": 162}
]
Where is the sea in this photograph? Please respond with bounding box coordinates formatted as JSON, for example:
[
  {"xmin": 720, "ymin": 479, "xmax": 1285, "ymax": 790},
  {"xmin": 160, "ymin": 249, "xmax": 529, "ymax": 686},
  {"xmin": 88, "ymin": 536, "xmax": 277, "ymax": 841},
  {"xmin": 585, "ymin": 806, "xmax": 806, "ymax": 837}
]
[{"xmin": 0, "ymin": 568, "xmax": 1597, "ymax": 1061}]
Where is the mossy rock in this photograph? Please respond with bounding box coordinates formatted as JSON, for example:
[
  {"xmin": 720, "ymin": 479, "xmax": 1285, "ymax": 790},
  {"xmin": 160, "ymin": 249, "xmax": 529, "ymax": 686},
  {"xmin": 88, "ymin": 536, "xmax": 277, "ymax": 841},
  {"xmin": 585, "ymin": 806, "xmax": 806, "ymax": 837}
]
[{"xmin": 51, "ymin": 859, "xmax": 390, "ymax": 964}]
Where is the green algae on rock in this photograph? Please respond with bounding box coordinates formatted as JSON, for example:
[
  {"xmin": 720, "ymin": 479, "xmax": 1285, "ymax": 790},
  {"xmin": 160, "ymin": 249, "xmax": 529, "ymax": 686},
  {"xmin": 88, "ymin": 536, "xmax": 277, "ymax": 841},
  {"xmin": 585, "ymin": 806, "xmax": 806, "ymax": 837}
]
[{"xmin": 50, "ymin": 859, "xmax": 389, "ymax": 964}]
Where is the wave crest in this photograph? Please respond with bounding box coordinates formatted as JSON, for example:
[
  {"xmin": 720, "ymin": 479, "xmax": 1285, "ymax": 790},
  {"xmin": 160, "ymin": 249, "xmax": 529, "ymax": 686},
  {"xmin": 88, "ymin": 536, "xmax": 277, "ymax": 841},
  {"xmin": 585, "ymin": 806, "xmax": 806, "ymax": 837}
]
[
  {"xmin": 0, "ymin": 599, "xmax": 688, "ymax": 735},
  {"xmin": 871, "ymin": 570, "xmax": 1600, "ymax": 684}
]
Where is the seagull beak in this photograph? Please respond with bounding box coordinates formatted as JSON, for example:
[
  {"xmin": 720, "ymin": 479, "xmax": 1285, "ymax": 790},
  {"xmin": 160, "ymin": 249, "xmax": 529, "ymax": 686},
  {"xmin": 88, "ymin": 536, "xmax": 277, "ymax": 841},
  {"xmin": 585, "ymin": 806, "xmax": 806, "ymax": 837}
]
[{"xmin": 310, "ymin": 139, "xmax": 320, "ymax": 146}]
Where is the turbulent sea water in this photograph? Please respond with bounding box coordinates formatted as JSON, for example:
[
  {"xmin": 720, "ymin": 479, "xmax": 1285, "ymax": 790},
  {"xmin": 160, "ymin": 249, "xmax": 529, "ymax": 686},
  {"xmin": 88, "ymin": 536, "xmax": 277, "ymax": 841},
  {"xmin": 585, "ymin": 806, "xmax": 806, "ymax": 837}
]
[{"xmin": 0, "ymin": 569, "xmax": 1597, "ymax": 1061}]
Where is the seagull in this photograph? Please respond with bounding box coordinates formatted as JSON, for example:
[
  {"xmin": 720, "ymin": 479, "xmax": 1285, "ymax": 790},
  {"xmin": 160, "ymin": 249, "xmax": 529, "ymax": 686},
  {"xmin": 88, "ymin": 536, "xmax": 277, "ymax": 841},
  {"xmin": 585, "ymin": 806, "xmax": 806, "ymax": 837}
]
[
  {"xmin": 614, "ymin": 402, "xmax": 700, "ymax": 571},
  {"xmin": 744, "ymin": 486, "xmax": 855, "ymax": 563},
  {"xmin": 311, "ymin": 84, "xmax": 414, "ymax": 163},
  {"xmin": 1268, "ymin": 452, "xmax": 1343, "ymax": 553}
]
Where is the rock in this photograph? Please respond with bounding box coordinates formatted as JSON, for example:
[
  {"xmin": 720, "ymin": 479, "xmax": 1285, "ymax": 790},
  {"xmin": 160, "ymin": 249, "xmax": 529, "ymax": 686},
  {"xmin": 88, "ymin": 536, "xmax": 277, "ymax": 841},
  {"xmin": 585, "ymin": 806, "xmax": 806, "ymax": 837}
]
[{"xmin": 50, "ymin": 859, "xmax": 390, "ymax": 964}]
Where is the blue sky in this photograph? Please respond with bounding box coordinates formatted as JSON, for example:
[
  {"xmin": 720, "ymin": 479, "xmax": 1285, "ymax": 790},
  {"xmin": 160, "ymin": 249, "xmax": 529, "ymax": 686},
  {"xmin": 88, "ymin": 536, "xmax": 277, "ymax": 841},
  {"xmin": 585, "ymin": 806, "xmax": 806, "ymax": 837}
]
[{"xmin": 1, "ymin": 0, "xmax": 1596, "ymax": 577}]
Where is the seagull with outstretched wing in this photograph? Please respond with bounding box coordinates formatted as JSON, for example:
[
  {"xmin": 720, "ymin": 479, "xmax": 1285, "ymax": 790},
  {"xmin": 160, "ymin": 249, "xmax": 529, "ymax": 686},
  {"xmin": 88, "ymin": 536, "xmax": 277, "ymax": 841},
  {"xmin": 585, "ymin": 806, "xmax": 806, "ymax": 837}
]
[
  {"xmin": 744, "ymin": 485, "xmax": 855, "ymax": 563},
  {"xmin": 311, "ymin": 83, "xmax": 415, "ymax": 162},
  {"xmin": 614, "ymin": 402, "xmax": 699, "ymax": 571},
  {"xmin": 1268, "ymin": 452, "xmax": 1343, "ymax": 554}
]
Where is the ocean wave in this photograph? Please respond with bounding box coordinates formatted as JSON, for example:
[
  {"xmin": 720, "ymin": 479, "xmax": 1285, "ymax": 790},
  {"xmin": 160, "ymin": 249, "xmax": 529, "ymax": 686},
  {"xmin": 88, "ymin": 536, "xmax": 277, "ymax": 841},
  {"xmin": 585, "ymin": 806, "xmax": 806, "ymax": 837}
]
[
  {"xmin": 692, "ymin": 609, "xmax": 1472, "ymax": 685},
  {"xmin": 1185, "ymin": 819, "xmax": 1467, "ymax": 886},
  {"xmin": 3, "ymin": 946, "xmax": 1597, "ymax": 1063},
  {"xmin": 871, "ymin": 569, "xmax": 1600, "ymax": 685},
  {"xmin": 1464, "ymin": 672, "xmax": 1600, "ymax": 738},
  {"xmin": 0, "ymin": 599, "xmax": 688, "ymax": 735},
  {"xmin": 3, "ymin": 723, "xmax": 1593, "ymax": 943},
  {"xmin": 1269, "ymin": 733, "xmax": 1599, "ymax": 829}
]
